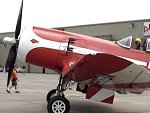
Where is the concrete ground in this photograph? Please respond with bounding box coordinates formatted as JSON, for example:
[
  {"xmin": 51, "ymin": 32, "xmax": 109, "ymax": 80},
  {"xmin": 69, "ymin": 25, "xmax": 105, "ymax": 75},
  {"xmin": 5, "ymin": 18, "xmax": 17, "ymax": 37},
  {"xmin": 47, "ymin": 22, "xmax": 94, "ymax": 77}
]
[{"xmin": 0, "ymin": 72, "xmax": 150, "ymax": 113}]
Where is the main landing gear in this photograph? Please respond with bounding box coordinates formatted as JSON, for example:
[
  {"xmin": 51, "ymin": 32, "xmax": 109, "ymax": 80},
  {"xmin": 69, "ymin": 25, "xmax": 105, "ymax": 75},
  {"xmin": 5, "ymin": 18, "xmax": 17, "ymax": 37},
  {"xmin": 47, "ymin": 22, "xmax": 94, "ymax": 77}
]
[{"xmin": 47, "ymin": 74, "xmax": 70, "ymax": 113}]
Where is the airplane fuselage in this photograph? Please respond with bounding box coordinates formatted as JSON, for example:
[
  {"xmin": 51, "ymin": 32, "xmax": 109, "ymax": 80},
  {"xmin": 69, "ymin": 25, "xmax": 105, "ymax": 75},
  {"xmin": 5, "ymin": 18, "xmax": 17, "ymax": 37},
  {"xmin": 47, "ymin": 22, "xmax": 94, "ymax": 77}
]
[
  {"xmin": 18, "ymin": 26, "xmax": 150, "ymax": 70},
  {"xmin": 17, "ymin": 26, "xmax": 150, "ymax": 94}
]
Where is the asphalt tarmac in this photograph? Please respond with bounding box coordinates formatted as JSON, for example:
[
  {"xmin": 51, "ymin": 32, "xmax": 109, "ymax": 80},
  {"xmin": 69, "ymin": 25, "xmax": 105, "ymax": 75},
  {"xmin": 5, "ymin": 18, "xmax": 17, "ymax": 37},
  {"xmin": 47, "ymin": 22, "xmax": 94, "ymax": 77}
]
[{"xmin": 0, "ymin": 72, "xmax": 150, "ymax": 113}]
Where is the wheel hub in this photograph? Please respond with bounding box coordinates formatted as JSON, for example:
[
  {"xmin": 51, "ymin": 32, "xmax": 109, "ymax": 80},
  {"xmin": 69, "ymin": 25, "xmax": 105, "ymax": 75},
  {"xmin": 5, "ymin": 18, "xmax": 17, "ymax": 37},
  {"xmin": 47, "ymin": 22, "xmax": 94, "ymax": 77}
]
[{"xmin": 52, "ymin": 100, "xmax": 66, "ymax": 113}]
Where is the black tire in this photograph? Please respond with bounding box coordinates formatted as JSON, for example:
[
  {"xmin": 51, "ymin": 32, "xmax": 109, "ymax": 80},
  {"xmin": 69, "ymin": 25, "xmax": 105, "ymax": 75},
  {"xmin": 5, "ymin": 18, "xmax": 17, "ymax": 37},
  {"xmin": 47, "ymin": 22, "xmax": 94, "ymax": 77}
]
[
  {"xmin": 47, "ymin": 89, "xmax": 65, "ymax": 102},
  {"xmin": 47, "ymin": 89, "xmax": 57, "ymax": 102},
  {"xmin": 47, "ymin": 96, "xmax": 70, "ymax": 113}
]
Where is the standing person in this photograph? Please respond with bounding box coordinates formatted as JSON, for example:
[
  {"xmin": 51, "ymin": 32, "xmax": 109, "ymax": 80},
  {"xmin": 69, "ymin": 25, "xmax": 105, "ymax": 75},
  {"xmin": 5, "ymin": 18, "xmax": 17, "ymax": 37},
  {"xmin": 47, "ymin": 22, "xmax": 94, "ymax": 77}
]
[{"xmin": 6, "ymin": 67, "xmax": 20, "ymax": 93}]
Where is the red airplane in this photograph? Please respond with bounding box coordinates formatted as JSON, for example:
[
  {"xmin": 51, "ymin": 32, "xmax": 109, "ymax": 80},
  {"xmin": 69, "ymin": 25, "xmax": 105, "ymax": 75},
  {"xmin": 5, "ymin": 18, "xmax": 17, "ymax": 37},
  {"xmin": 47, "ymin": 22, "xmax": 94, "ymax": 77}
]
[{"xmin": 3, "ymin": 1, "xmax": 150, "ymax": 113}]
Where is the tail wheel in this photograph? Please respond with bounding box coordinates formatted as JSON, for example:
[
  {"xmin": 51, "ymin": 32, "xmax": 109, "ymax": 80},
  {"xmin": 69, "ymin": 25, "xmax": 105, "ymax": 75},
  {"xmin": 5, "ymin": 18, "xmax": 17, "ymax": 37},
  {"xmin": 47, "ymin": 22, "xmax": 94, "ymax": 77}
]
[{"xmin": 47, "ymin": 96, "xmax": 70, "ymax": 113}]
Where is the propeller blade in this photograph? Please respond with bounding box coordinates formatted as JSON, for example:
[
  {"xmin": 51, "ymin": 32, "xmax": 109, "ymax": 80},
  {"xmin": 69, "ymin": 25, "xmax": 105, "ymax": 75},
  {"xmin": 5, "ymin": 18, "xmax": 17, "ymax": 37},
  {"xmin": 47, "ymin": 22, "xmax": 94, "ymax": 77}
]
[
  {"xmin": 5, "ymin": 45, "xmax": 17, "ymax": 87},
  {"xmin": 15, "ymin": 0, "xmax": 23, "ymax": 39},
  {"xmin": 5, "ymin": 0, "xmax": 23, "ymax": 87}
]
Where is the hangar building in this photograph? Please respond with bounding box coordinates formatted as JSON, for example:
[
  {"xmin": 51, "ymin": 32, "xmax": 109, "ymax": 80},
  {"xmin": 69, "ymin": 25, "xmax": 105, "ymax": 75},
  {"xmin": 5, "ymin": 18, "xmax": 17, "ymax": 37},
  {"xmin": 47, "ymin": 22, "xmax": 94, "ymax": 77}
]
[{"xmin": 0, "ymin": 19, "xmax": 150, "ymax": 73}]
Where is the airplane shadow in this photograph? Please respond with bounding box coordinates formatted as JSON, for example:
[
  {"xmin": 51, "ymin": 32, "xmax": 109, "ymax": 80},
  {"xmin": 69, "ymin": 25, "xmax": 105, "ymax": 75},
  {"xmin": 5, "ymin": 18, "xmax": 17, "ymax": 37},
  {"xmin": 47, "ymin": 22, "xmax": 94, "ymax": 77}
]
[
  {"xmin": 69, "ymin": 99, "xmax": 116, "ymax": 113},
  {"xmin": 69, "ymin": 98, "xmax": 145, "ymax": 113},
  {"xmin": 42, "ymin": 98, "xmax": 145, "ymax": 113}
]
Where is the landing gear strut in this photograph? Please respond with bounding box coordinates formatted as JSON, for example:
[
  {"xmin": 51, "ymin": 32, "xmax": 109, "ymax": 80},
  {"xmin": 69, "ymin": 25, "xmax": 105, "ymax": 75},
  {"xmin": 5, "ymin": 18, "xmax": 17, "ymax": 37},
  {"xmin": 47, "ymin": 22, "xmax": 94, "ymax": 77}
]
[{"xmin": 47, "ymin": 74, "xmax": 70, "ymax": 113}]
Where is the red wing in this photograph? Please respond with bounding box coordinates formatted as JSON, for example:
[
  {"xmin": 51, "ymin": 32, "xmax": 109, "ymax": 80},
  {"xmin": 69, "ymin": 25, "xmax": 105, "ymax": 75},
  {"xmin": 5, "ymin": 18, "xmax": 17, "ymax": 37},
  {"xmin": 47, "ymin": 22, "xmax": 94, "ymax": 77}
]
[{"xmin": 62, "ymin": 53, "xmax": 132, "ymax": 82}]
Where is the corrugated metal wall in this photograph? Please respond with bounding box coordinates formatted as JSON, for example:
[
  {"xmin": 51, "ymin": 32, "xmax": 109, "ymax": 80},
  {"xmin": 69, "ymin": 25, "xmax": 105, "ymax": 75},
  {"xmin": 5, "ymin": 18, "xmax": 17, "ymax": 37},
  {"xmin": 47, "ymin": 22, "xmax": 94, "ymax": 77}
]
[{"xmin": 64, "ymin": 19, "xmax": 150, "ymax": 41}]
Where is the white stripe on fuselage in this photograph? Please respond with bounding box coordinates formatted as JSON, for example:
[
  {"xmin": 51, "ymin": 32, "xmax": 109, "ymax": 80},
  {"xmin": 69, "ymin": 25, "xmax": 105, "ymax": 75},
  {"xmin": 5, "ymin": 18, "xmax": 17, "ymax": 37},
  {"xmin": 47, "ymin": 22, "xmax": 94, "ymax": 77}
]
[
  {"xmin": 59, "ymin": 42, "xmax": 148, "ymax": 67},
  {"xmin": 120, "ymin": 56, "xmax": 147, "ymax": 67}
]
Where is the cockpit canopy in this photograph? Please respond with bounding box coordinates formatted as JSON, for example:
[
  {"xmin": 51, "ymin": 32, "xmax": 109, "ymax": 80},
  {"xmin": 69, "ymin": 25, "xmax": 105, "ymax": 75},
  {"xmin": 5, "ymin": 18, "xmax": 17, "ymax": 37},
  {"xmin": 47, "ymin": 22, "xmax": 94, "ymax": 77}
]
[
  {"xmin": 116, "ymin": 36, "xmax": 150, "ymax": 52},
  {"xmin": 144, "ymin": 38, "xmax": 150, "ymax": 52},
  {"xmin": 116, "ymin": 36, "xmax": 132, "ymax": 49}
]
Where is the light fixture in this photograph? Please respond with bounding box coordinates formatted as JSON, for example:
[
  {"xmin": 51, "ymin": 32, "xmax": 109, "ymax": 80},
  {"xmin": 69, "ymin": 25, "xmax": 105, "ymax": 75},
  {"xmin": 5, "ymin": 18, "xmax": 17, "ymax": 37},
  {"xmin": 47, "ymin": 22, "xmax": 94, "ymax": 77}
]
[{"xmin": 129, "ymin": 23, "xmax": 134, "ymax": 28}]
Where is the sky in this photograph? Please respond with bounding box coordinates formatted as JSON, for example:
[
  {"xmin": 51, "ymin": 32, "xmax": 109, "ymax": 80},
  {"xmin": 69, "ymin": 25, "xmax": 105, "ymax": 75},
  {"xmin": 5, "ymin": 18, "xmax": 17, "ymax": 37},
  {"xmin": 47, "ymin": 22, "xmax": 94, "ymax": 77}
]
[{"xmin": 0, "ymin": 0, "xmax": 149, "ymax": 33}]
